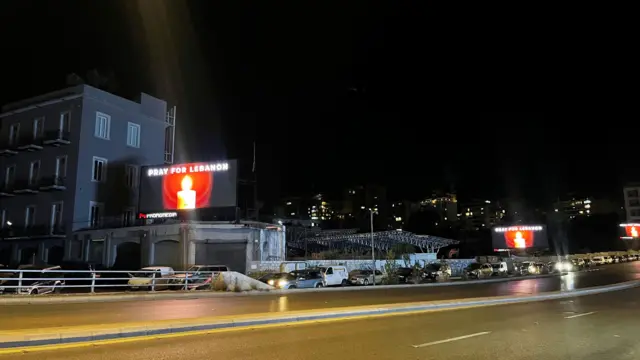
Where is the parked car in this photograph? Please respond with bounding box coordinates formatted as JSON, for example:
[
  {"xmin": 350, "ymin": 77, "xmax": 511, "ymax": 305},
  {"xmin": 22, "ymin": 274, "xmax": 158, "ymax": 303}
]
[
  {"xmin": 0, "ymin": 265, "xmax": 65, "ymax": 295},
  {"xmin": 317, "ymin": 266, "xmax": 349, "ymax": 286},
  {"xmin": 490, "ymin": 262, "xmax": 509, "ymax": 277},
  {"xmin": 462, "ymin": 263, "xmax": 493, "ymax": 279},
  {"xmin": 128, "ymin": 266, "xmax": 175, "ymax": 291},
  {"xmin": 396, "ymin": 267, "xmax": 418, "ymax": 283},
  {"xmin": 289, "ymin": 269, "xmax": 324, "ymax": 288},
  {"xmin": 422, "ymin": 263, "xmax": 452, "ymax": 281},
  {"xmin": 591, "ymin": 256, "xmax": 605, "ymax": 265},
  {"xmin": 258, "ymin": 272, "xmax": 297, "ymax": 289},
  {"xmin": 349, "ymin": 269, "xmax": 385, "ymax": 285}
]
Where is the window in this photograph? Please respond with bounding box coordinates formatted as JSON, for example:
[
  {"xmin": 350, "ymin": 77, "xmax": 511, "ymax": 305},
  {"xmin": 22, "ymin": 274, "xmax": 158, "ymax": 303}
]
[
  {"xmin": 1, "ymin": 209, "xmax": 6, "ymax": 228},
  {"xmin": 127, "ymin": 122, "xmax": 141, "ymax": 148},
  {"xmin": 628, "ymin": 189, "xmax": 639, "ymax": 198},
  {"xmin": 95, "ymin": 112, "xmax": 111, "ymax": 140},
  {"xmin": 630, "ymin": 199, "xmax": 640, "ymax": 207},
  {"xmin": 25, "ymin": 206, "xmax": 36, "ymax": 228},
  {"xmin": 29, "ymin": 161, "xmax": 40, "ymax": 185},
  {"xmin": 8, "ymin": 124, "xmax": 19, "ymax": 145},
  {"xmin": 125, "ymin": 165, "xmax": 139, "ymax": 188},
  {"xmin": 56, "ymin": 156, "xmax": 67, "ymax": 179},
  {"xmin": 92, "ymin": 157, "xmax": 107, "ymax": 182},
  {"xmin": 59, "ymin": 112, "xmax": 70, "ymax": 132},
  {"xmin": 4, "ymin": 165, "xmax": 15, "ymax": 186},
  {"xmin": 89, "ymin": 201, "xmax": 104, "ymax": 228},
  {"xmin": 631, "ymin": 209, "xmax": 640, "ymax": 217},
  {"xmin": 33, "ymin": 117, "xmax": 44, "ymax": 139},
  {"xmin": 50, "ymin": 202, "xmax": 63, "ymax": 230},
  {"xmin": 122, "ymin": 207, "xmax": 135, "ymax": 227}
]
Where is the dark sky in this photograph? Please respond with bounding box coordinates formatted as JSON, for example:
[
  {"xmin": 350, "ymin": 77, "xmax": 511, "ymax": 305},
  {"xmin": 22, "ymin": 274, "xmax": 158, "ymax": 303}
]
[{"xmin": 0, "ymin": 2, "xmax": 632, "ymax": 205}]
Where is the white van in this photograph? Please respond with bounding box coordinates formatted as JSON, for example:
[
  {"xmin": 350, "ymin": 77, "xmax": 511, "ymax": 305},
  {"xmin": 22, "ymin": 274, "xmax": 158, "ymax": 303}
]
[{"xmin": 318, "ymin": 266, "xmax": 349, "ymax": 286}]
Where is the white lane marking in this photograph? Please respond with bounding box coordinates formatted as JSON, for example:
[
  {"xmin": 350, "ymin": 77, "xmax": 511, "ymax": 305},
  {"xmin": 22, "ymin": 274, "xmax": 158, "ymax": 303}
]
[
  {"xmin": 412, "ymin": 332, "xmax": 491, "ymax": 348},
  {"xmin": 565, "ymin": 311, "xmax": 596, "ymax": 319}
]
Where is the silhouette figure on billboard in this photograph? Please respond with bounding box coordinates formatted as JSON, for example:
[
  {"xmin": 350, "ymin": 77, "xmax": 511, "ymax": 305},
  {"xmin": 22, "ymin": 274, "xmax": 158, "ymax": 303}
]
[
  {"xmin": 177, "ymin": 175, "xmax": 196, "ymax": 209},
  {"xmin": 514, "ymin": 231, "xmax": 526, "ymax": 248}
]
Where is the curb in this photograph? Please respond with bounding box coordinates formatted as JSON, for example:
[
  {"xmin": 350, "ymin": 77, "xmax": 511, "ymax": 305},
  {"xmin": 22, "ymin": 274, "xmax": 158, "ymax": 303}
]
[
  {"xmin": 0, "ymin": 273, "xmax": 563, "ymax": 305},
  {"xmin": 1, "ymin": 278, "xmax": 637, "ymax": 350}
]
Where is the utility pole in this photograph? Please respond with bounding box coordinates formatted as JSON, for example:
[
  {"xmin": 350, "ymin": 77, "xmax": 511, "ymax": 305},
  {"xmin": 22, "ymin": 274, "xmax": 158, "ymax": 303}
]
[{"xmin": 370, "ymin": 208, "xmax": 376, "ymax": 285}]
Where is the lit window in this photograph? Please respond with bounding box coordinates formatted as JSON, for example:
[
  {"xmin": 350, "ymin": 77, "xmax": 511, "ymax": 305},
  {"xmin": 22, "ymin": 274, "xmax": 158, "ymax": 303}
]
[
  {"xmin": 127, "ymin": 122, "xmax": 141, "ymax": 148},
  {"xmin": 95, "ymin": 112, "xmax": 111, "ymax": 140}
]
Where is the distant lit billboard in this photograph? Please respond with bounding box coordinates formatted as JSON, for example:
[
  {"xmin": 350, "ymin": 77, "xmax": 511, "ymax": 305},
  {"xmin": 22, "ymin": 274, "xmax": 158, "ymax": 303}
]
[
  {"xmin": 619, "ymin": 223, "xmax": 640, "ymax": 239},
  {"xmin": 139, "ymin": 160, "xmax": 237, "ymax": 213},
  {"xmin": 492, "ymin": 225, "xmax": 548, "ymax": 249}
]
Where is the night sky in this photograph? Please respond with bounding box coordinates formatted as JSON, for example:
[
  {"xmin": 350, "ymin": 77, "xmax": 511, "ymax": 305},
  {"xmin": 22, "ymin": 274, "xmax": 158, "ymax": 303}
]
[{"xmin": 0, "ymin": 2, "xmax": 631, "ymax": 205}]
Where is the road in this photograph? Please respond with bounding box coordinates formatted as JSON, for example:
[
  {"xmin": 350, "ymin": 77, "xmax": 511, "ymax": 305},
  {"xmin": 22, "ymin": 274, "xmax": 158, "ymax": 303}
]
[
  {"xmin": 2, "ymin": 262, "xmax": 639, "ymax": 331},
  {"xmin": 7, "ymin": 276, "xmax": 640, "ymax": 359}
]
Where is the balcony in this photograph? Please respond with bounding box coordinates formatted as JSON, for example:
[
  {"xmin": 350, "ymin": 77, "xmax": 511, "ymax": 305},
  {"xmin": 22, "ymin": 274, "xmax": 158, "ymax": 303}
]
[
  {"xmin": 0, "ymin": 224, "xmax": 66, "ymax": 240},
  {"xmin": 0, "ymin": 140, "xmax": 18, "ymax": 156},
  {"xmin": 16, "ymin": 134, "xmax": 44, "ymax": 152},
  {"xmin": 13, "ymin": 179, "xmax": 40, "ymax": 194},
  {"xmin": 0, "ymin": 182, "xmax": 16, "ymax": 197},
  {"xmin": 42, "ymin": 130, "xmax": 71, "ymax": 147},
  {"xmin": 39, "ymin": 176, "xmax": 67, "ymax": 191}
]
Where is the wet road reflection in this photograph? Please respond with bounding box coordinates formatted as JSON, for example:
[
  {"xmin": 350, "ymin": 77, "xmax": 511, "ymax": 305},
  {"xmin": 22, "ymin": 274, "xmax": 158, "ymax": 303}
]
[{"xmin": 2, "ymin": 262, "xmax": 638, "ymax": 331}]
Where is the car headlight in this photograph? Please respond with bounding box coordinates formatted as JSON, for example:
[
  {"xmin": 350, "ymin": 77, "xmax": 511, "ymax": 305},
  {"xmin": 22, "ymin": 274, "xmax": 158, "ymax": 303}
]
[
  {"xmin": 268, "ymin": 280, "xmax": 275, "ymax": 285},
  {"xmin": 555, "ymin": 263, "xmax": 562, "ymax": 270},
  {"xmin": 528, "ymin": 266, "xmax": 536, "ymax": 272},
  {"xmin": 278, "ymin": 280, "xmax": 288, "ymax": 287}
]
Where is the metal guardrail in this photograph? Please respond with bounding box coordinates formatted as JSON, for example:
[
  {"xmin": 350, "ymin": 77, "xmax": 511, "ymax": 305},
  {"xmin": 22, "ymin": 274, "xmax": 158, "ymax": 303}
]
[{"xmin": 0, "ymin": 269, "xmax": 219, "ymax": 294}]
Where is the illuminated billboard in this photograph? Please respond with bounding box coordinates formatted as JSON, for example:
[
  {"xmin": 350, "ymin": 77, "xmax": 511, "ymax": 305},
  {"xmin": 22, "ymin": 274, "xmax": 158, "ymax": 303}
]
[
  {"xmin": 619, "ymin": 223, "xmax": 640, "ymax": 239},
  {"xmin": 139, "ymin": 160, "xmax": 237, "ymax": 213},
  {"xmin": 492, "ymin": 225, "xmax": 548, "ymax": 249}
]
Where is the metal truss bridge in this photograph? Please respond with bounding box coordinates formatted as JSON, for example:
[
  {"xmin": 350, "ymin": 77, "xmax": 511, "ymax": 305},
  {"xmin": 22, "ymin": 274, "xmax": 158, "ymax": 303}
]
[{"xmin": 286, "ymin": 227, "xmax": 459, "ymax": 254}]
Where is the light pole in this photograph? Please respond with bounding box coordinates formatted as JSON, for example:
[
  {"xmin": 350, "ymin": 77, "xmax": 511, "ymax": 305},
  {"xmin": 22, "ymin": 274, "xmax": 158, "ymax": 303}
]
[{"xmin": 370, "ymin": 208, "xmax": 376, "ymax": 285}]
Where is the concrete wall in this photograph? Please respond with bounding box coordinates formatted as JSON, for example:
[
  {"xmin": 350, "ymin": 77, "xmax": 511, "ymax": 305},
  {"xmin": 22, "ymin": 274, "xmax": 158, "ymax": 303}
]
[{"xmin": 68, "ymin": 222, "xmax": 286, "ymax": 273}]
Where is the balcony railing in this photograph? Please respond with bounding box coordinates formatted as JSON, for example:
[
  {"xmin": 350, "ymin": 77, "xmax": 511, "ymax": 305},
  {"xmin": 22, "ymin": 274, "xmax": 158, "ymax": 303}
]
[
  {"xmin": 0, "ymin": 140, "xmax": 19, "ymax": 156},
  {"xmin": 0, "ymin": 182, "xmax": 16, "ymax": 197},
  {"xmin": 43, "ymin": 130, "xmax": 71, "ymax": 146},
  {"xmin": 39, "ymin": 176, "xmax": 67, "ymax": 191},
  {"xmin": 13, "ymin": 179, "xmax": 40, "ymax": 194},
  {"xmin": 16, "ymin": 134, "xmax": 44, "ymax": 151},
  {"xmin": 0, "ymin": 224, "xmax": 66, "ymax": 240}
]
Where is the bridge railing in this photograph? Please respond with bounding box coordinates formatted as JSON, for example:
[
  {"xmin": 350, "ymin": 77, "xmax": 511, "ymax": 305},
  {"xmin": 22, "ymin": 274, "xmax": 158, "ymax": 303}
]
[{"xmin": 0, "ymin": 269, "xmax": 220, "ymax": 294}]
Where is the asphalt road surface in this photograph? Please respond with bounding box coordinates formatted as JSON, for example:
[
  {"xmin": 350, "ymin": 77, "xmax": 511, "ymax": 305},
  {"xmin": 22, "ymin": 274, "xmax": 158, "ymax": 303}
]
[
  {"xmin": 7, "ymin": 277, "xmax": 640, "ymax": 359},
  {"xmin": 2, "ymin": 262, "xmax": 639, "ymax": 332}
]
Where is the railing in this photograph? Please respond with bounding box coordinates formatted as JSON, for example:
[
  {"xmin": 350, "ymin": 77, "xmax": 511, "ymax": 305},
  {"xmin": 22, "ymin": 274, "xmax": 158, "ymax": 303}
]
[
  {"xmin": 0, "ymin": 269, "xmax": 219, "ymax": 294},
  {"xmin": 43, "ymin": 130, "xmax": 71, "ymax": 142},
  {"xmin": 39, "ymin": 176, "xmax": 66, "ymax": 188}
]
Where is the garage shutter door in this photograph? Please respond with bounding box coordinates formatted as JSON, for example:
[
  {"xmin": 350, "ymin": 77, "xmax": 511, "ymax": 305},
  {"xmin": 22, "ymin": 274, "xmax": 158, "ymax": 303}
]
[
  {"xmin": 154, "ymin": 241, "xmax": 181, "ymax": 269},
  {"xmin": 195, "ymin": 242, "xmax": 247, "ymax": 273}
]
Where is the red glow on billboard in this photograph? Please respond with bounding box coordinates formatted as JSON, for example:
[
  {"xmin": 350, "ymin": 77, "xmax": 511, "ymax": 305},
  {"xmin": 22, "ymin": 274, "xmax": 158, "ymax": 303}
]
[
  {"xmin": 162, "ymin": 165, "xmax": 213, "ymax": 210},
  {"xmin": 503, "ymin": 229, "xmax": 534, "ymax": 248},
  {"xmin": 623, "ymin": 224, "xmax": 640, "ymax": 238}
]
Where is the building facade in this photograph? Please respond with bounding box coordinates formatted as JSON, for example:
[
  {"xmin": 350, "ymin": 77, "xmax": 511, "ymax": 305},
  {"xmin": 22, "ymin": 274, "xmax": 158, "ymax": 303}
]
[
  {"xmin": 623, "ymin": 185, "xmax": 640, "ymax": 222},
  {"xmin": 0, "ymin": 85, "xmax": 175, "ymax": 265}
]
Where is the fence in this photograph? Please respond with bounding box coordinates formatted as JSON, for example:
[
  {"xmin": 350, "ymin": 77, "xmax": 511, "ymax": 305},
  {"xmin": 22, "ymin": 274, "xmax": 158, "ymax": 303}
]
[{"xmin": 0, "ymin": 269, "xmax": 219, "ymax": 295}]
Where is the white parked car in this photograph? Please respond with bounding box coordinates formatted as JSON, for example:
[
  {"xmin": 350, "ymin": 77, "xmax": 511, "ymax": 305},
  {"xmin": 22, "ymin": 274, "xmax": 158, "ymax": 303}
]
[
  {"xmin": 591, "ymin": 256, "xmax": 605, "ymax": 265},
  {"xmin": 128, "ymin": 266, "xmax": 175, "ymax": 291},
  {"xmin": 318, "ymin": 266, "xmax": 349, "ymax": 286}
]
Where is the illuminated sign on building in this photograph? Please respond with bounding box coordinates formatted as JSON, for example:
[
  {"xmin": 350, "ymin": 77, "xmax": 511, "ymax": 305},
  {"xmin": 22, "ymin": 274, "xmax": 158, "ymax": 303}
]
[
  {"xmin": 147, "ymin": 162, "xmax": 229, "ymax": 177},
  {"xmin": 139, "ymin": 212, "xmax": 178, "ymax": 219},
  {"xmin": 492, "ymin": 225, "xmax": 548, "ymax": 249},
  {"xmin": 493, "ymin": 226, "xmax": 544, "ymax": 232},
  {"xmin": 620, "ymin": 223, "xmax": 640, "ymax": 239}
]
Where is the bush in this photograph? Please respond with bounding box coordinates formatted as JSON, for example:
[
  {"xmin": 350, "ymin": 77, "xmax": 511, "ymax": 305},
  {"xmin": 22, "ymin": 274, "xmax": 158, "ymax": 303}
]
[{"xmin": 211, "ymin": 273, "xmax": 226, "ymax": 291}]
